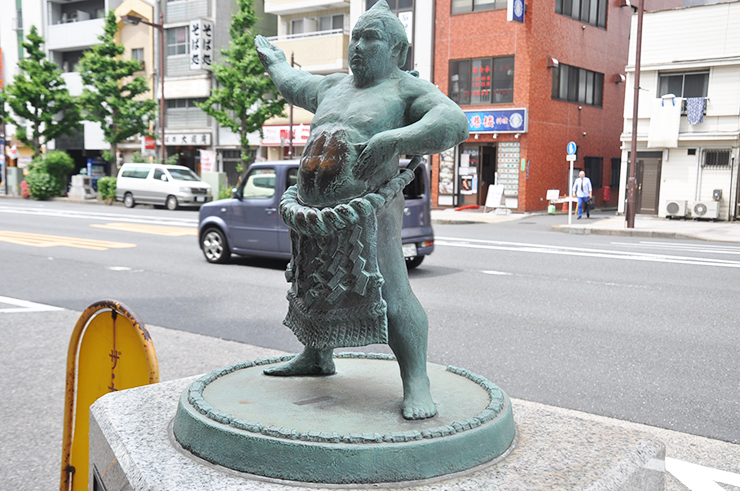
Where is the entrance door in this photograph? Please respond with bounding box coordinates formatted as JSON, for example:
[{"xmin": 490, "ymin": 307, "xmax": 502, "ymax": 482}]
[
  {"xmin": 636, "ymin": 158, "xmax": 661, "ymax": 215},
  {"xmin": 479, "ymin": 146, "xmax": 496, "ymax": 206}
]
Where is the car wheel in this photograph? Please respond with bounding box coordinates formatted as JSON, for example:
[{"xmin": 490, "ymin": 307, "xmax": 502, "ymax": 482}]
[
  {"xmin": 201, "ymin": 228, "xmax": 230, "ymax": 264},
  {"xmin": 123, "ymin": 193, "xmax": 135, "ymax": 208},
  {"xmin": 405, "ymin": 255, "xmax": 424, "ymax": 269},
  {"xmin": 166, "ymin": 195, "xmax": 178, "ymax": 211}
]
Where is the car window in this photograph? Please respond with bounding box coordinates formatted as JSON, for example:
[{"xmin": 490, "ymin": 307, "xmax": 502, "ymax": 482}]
[
  {"xmin": 121, "ymin": 166, "xmax": 151, "ymax": 179},
  {"xmin": 242, "ymin": 168, "xmax": 276, "ymax": 199},
  {"xmin": 403, "ymin": 166, "xmax": 425, "ymax": 200},
  {"xmin": 286, "ymin": 168, "xmax": 298, "ymax": 188},
  {"xmin": 153, "ymin": 169, "xmax": 165, "ymax": 180},
  {"xmin": 168, "ymin": 168, "xmax": 200, "ymax": 181}
]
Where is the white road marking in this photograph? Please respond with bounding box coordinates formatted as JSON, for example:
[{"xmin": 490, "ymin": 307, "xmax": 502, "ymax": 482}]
[
  {"xmin": 481, "ymin": 270, "xmax": 511, "ymax": 275},
  {"xmin": 611, "ymin": 241, "xmax": 740, "ymax": 256},
  {"xmin": 666, "ymin": 457, "xmax": 740, "ymax": 491},
  {"xmin": 109, "ymin": 266, "xmax": 132, "ymax": 271},
  {"xmin": 0, "ymin": 205, "xmax": 198, "ymax": 227},
  {"xmin": 436, "ymin": 237, "xmax": 740, "ymax": 268},
  {"xmin": 0, "ymin": 296, "xmax": 63, "ymax": 313}
]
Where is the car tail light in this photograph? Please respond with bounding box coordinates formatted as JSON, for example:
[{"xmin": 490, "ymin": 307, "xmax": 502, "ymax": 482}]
[{"xmin": 421, "ymin": 240, "xmax": 434, "ymax": 248}]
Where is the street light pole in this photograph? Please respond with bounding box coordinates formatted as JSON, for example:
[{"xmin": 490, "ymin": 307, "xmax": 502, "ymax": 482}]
[
  {"xmin": 627, "ymin": 0, "xmax": 645, "ymax": 229},
  {"xmin": 121, "ymin": 14, "xmax": 166, "ymax": 163}
]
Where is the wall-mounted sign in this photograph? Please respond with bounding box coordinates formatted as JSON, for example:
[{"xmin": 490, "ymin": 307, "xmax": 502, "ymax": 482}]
[
  {"xmin": 465, "ymin": 109, "xmax": 527, "ymax": 133},
  {"xmin": 189, "ymin": 19, "xmax": 214, "ymax": 71},
  {"xmin": 0, "ymin": 47, "xmax": 4, "ymax": 90},
  {"xmin": 507, "ymin": 0, "xmax": 525, "ymax": 23},
  {"xmin": 261, "ymin": 124, "xmax": 310, "ymax": 146},
  {"xmin": 164, "ymin": 133, "xmax": 212, "ymax": 146},
  {"xmin": 398, "ymin": 11, "xmax": 413, "ymax": 43},
  {"xmin": 141, "ymin": 136, "xmax": 156, "ymax": 157}
]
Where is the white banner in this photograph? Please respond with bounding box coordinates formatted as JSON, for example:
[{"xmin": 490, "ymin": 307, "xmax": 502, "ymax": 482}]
[
  {"xmin": 200, "ymin": 150, "xmax": 217, "ymax": 172},
  {"xmin": 261, "ymin": 125, "xmax": 310, "ymax": 146}
]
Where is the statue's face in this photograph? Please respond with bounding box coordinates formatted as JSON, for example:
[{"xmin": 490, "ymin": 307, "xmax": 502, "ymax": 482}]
[{"xmin": 349, "ymin": 19, "xmax": 397, "ymax": 82}]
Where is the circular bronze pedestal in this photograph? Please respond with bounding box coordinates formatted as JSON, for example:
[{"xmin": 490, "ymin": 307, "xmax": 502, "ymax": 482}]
[{"xmin": 173, "ymin": 354, "xmax": 515, "ymax": 484}]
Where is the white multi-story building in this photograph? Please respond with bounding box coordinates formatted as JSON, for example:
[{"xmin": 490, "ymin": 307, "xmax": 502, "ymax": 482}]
[{"xmin": 619, "ymin": 1, "xmax": 740, "ymax": 221}]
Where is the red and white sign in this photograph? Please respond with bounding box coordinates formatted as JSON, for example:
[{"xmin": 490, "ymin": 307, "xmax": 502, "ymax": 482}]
[
  {"xmin": 261, "ymin": 125, "xmax": 310, "ymax": 146},
  {"xmin": 141, "ymin": 136, "xmax": 156, "ymax": 157},
  {"xmin": 200, "ymin": 150, "xmax": 217, "ymax": 172}
]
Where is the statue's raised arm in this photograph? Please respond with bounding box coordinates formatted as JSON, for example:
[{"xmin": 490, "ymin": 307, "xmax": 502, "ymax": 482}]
[{"xmin": 255, "ymin": 35, "xmax": 344, "ymax": 114}]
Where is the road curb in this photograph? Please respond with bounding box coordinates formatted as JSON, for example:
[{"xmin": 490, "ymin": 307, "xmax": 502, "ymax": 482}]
[{"xmin": 552, "ymin": 224, "xmax": 702, "ymax": 241}]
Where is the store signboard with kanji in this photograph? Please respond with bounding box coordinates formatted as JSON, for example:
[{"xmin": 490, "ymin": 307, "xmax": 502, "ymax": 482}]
[
  {"xmin": 189, "ymin": 19, "xmax": 213, "ymax": 71},
  {"xmin": 464, "ymin": 109, "xmax": 528, "ymax": 133}
]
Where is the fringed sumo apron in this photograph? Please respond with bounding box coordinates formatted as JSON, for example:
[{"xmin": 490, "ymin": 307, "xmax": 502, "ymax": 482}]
[{"xmin": 279, "ymin": 165, "xmax": 417, "ymax": 350}]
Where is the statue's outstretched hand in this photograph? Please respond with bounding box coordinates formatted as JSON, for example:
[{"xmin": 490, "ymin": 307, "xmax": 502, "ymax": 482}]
[
  {"xmin": 255, "ymin": 35, "xmax": 287, "ymax": 68},
  {"xmin": 354, "ymin": 132, "xmax": 398, "ymax": 181}
]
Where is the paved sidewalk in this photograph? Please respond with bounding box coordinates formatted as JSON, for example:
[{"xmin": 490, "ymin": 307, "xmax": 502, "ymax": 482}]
[{"xmin": 431, "ymin": 207, "xmax": 740, "ymax": 243}]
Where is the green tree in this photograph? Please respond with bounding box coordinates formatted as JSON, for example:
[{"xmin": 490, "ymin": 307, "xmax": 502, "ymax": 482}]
[
  {"xmin": 196, "ymin": 0, "xmax": 285, "ymax": 170},
  {"xmin": 4, "ymin": 26, "xmax": 80, "ymax": 157},
  {"xmin": 78, "ymin": 12, "xmax": 156, "ymax": 165},
  {"xmin": 25, "ymin": 150, "xmax": 75, "ymax": 199}
]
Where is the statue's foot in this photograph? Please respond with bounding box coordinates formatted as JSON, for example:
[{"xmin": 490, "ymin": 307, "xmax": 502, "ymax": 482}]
[
  {"xmin": 402, "ymin": 379, "xmax": 437, "ymax": 420},
  {"xmin": 263, "ymin": 349, "xmax": 336, "ymax": 376}
]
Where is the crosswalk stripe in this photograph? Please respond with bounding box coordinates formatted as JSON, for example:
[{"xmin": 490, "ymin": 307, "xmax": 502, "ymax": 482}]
[
  {"xmin": 90, "ymin": 223, "xmax": 197, "ymax": 236},
  {"xmin": 0, "ymin": 231, "xmax": 136, "ymax": 251}
]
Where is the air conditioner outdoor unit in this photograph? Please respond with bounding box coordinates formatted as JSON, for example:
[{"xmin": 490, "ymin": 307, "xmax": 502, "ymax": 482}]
[
  {"xmin": 690, "ymin": 201, "xmax": 720, "ymax": 219},
  {"xmin": 662, "ymin": 200, "xmax": 687, "ymax": 217}
]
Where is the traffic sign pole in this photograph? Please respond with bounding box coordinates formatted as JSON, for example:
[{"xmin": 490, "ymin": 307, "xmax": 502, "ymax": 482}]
[{"xmin": 566, "ymin": 142, "xmax": 577, "ymax": 225}]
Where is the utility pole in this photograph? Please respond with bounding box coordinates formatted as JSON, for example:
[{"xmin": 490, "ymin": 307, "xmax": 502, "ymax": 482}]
[{"xmin": 627, "ymin": 0, "xmax": 645, "ymax": 228}]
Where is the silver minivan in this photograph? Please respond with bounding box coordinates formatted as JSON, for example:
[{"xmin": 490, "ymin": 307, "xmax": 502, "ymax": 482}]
[{"xmin": 116, "ymin": 164, "xmax": 213, "ymax": 210}]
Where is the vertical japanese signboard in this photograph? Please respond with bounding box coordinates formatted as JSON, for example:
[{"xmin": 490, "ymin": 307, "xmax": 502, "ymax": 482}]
[
  {"xmin": 189, "ymin": 19, "xmax": 214, "ymax": 71},
  {"xmin": 0, "ymin": 47, "xmax": 4, "ymax": 90}
]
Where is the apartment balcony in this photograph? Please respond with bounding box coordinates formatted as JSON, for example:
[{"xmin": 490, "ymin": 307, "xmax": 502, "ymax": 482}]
[
  {"xmin": 264, "ymin": 0, "xmax": 349, "ymax": 16},
  {"xmin": 269, "ymin": 30, "xmax": 349, "ymax": 74},
  {"xmin": 47, "ymin": 18, "xmax": 105, "ymax": 51},
  {"xmin": 166, "ymin": 0, "xmax": 211, "ymax": 24}
]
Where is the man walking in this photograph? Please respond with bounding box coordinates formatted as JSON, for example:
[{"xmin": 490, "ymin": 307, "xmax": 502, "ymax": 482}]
[{"xmin": 572, "ymin": 170, "xmax": 593, "ymax": 219}]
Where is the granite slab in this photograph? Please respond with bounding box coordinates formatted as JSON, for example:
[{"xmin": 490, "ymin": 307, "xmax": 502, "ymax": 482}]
[{"xmin": 90, "ymin": 375, "xmax": 664, "ymax": 490}]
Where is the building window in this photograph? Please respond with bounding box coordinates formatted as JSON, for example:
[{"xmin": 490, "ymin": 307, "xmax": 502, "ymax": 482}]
[
  {"xmin": 551, "ymin": 63, "xmax": 603, "ymax": 107},
  {"xmin": 556, "ymin": 0, "xmax": 606, "ymax": 28},
  {"xmin": 166, "ymin": 98, "xmax": 209, "ymax": 129},
  {"xmin": 319, "ymin": 14, "xmax": 344, "ymax": 31},
  {"xmin": 658, "ymin": 71, "xmax": 708, "ymax": 99},
  {"xmin": 131, "ymin": 48, "xmax": 144, "ymax": 70},
  {"xmin": 610, "ymin": 157, "xmax": 620, "ymax": 188},
  {"xmin": 449, "ymin": 57, "xmax": 514, "ymax": 105},
  {"xmin": 584, "ymin": 156, "xmax": 603, "ymax": 188},
  {"xmin": 451, "ymin": 0, "xmax": 506, "ymax": 15},
  {"xmin": 702, "ymin": 149, "xmax": 731, "ymax": 168},
  {"xmin": 167, "ymin": 27, "xmax": 189, "ymax": 56}
]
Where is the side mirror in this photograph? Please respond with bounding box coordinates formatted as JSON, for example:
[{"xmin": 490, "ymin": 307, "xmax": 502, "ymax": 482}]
[
  {"xmin": 232, "ymin": 187, "xmax": 241, "ymax": 200},
  {"xmin": 160, "ymin": 175, "xmax": 168, "ymax": 182}
]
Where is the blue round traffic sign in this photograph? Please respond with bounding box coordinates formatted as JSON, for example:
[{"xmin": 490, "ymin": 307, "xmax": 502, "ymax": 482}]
[{"xmin": 567, "ymin": 141, "xmax": 577, "ymax": 155}]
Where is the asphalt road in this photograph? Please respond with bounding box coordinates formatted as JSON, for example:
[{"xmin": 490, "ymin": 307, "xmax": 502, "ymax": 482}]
[{"xmin": 1, "ymin": 199, "xmax": 738, "ymax": 445}]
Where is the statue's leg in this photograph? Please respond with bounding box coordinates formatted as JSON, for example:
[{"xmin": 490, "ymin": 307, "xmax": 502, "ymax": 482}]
[
  {"xmin": 377, "ymin": 196, "xmax": 436, "ymax": 420},
  {"xmin": 263, "ymin": 346, "xmax": 336, "ymax": 376}
]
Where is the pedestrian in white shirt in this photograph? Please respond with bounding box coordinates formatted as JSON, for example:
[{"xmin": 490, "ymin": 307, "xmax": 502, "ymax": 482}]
[{"xmin": 572, "ymin": 170, "xmax": 593, "ymax": 219}]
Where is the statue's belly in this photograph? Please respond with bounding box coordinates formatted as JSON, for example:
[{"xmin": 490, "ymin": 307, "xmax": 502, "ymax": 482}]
[{"xmin": 297, "ymin": 129, "xmax": 365, "ymax": 207}]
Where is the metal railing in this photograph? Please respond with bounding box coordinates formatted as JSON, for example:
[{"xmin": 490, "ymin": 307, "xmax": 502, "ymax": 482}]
[{"xmin": 266, "ymin": 28, "xmax": 348, "ymax": 43}]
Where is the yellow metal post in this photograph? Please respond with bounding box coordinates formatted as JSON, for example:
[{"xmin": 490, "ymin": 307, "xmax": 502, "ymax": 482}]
[{"xmin": 60, "ymin": 300, "xmax": 159, "ymax": 491}]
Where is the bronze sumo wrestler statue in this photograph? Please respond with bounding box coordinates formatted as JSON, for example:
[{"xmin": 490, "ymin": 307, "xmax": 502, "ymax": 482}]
[{"xmin": 256, "ymin": 0, "xmax": 469, "ymax": 420}]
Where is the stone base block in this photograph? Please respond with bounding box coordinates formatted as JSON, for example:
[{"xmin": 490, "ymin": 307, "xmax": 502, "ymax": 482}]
[{"xmin": 90, "ymin": 371, "xmax": 665, "ymax": 490}]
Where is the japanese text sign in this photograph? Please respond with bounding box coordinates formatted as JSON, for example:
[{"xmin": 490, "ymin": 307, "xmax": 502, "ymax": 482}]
[
  {"xmin": 464, "ymin": 109, "xmax": 527, "ymax": 133},
  {"xmin": 189, "ymin": 19, "xmax": 214, "ymax": 71}
]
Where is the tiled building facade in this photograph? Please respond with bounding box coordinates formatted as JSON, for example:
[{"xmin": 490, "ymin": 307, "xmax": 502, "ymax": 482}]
[{"xmin": 432, "ymin": 0, "xmax": 640, "ymax": 211}]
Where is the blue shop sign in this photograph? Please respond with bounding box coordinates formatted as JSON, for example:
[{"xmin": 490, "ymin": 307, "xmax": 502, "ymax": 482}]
[{"xmin": 465, "ymin": 109, "xmax": 527, "ymax": 133}]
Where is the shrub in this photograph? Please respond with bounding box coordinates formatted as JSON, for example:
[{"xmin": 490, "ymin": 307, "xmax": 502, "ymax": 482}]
[
  {"xmin": 27, "ymin": 151, "xmax": 76, "ymax": 197},
  {"xmin": 20, "ymin": 180, "xmax": 30, "ymax": 198},
  {"xmin": 25, "ymin": 171, "xmax": 57, "ymax": 200},
  {"xmin": 97, "ymin": 176, "xmax": 117, "ymax": 204}
]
